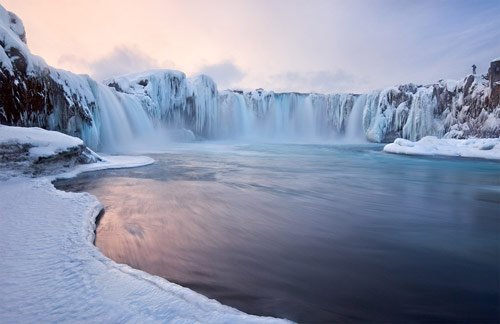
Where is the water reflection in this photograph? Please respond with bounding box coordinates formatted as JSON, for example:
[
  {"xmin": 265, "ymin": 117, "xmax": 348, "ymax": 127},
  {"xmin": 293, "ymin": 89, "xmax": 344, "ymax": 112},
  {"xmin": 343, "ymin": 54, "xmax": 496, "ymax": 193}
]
[{"xmin": 55, "ymin": 144, "xmax": 500, "ymax": 323}]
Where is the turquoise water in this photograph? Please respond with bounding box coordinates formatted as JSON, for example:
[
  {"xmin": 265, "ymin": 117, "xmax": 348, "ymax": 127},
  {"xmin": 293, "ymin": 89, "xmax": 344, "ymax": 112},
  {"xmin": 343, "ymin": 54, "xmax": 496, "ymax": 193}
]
[{"xmin": 55, "ymin": 143, "xmax": 500, "ymax": 323}]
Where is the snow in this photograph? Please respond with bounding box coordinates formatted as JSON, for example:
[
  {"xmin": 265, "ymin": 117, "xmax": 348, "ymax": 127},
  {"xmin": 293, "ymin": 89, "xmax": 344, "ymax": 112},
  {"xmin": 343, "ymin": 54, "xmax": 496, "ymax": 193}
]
[
  {"xmin": 383, "ymin": 136, "xmax": 500, "ymax": 160},
  {"xmin": 0, "ymin": 125, "xmax": 288, "ymax": 323},
  {"xmin": 0, "ymin": 125, "xmax": 84, "ymax": 158},
  {"xmin": 0, "ymin": 5, "xmax": 46, "ymax": 75},
  {"xmin": 440, "ymin": 79, "xmax": 458, "ymax": 92}
]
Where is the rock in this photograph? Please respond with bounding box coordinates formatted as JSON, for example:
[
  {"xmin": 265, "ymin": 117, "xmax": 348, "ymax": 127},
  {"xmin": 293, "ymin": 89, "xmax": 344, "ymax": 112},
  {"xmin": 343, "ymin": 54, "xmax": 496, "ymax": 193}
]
[{"xmin": 488, "ymin": 59, "xmax": 500, "ymax": 108}]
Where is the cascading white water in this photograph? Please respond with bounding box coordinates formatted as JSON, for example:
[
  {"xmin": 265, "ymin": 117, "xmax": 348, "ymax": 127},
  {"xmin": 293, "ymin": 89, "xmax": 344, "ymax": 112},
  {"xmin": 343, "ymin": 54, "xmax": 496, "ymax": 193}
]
[
  {"xmin": 402, "ymin": 87, "xmax": 444, "ymax": 141},
  {"xmin": 218, "ymin": 91, "xmax": 254, "ymax": 139},
  {"xmin": 345, "ymin": 94, "xmax": 367, "ymax": 142},
  {"xmin": 83, "ymin": 70, "xmax": 487, "ymax": 148},
  {"xmin": 215, "ymin": 91, "xmax": 361, "ymax": 142},
  {"xmin": 81, "ymin": 81, "xmax": 163, "ymax": 152},
  {"xmin": 102, "ymin": 71, "xmax": 375, "ymax": 144}
]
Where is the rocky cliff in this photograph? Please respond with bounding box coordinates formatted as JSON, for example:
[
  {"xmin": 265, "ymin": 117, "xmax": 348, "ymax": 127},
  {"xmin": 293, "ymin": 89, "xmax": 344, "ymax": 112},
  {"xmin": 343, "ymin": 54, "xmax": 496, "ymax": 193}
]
[{"xmin": 0, "ymin": 6, "xmax": 96, "ymax": 137}]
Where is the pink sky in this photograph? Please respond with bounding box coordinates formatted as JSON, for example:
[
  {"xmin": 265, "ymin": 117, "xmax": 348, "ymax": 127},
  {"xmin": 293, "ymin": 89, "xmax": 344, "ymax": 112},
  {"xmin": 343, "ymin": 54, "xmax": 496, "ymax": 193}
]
[{"xmin": 3, "ymin": 0, "xmax": 499, "ymax": 93}]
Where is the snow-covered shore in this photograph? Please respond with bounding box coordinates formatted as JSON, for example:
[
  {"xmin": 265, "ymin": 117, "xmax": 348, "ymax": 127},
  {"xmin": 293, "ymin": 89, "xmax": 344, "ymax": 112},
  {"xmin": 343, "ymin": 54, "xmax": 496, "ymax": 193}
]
[
  {"xmin": 0, "ymin": 126, "xmax": 287, "ymax": 323},
  {"xmin": 384, "ymin": 136, "xmax": 500, "ymax": 160}
]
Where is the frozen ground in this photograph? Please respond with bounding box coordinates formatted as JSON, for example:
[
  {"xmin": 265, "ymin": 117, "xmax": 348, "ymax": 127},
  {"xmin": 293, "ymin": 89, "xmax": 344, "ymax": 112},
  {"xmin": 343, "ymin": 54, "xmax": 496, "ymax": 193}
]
[
  {"xmin": 384, "ymin": 136, "xmax": 500, "ymax": 160},
  {"xmin": 0, "ymin": 125, "xmax": 286, "ymax": 323}
]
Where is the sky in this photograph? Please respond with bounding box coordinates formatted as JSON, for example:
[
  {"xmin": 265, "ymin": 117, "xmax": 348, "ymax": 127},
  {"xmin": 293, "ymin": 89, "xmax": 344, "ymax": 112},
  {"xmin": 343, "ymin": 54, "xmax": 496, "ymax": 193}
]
[{"xmin": 3, "ymin": 0, "xmax": 500, "ymax": 93}]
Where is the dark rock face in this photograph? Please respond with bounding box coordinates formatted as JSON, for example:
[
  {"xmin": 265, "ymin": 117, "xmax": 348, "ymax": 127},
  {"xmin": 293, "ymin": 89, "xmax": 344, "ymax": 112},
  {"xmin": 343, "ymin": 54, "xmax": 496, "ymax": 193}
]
[
  {"xmin": 0, "ymin": 5, "xmax": 96, "ymax": 141},
  {"xmin": 32, "ymin": 144, "xmax": 100, "ymax": 175},
  {"xmin": 489, "ymin": 60, "xmax": 500, "ymax": 108},
  {"xmin": 0, "ymin": 142, "xmax": 100, "ymax": 177},
  {"xmin": 0, "ymin": 51, "xmax": 94, "ymax": 137}
]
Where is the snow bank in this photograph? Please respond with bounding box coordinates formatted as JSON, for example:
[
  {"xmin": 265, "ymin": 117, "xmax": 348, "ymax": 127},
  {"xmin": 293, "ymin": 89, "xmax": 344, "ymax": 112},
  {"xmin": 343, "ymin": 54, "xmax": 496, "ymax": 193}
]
[
  {"xmin": 383, "ymin": 136, "xmax": 500, "ymax": 160},
  {"xmin": 0, "ymin": 125, "xmax": 85, "ymax": 158},
  {"xmin": 0, "ymin": 125, "xmax": 287, "ymax": 323},
  {"xmin": 0, "ymin": 125, "xmax": 105, "ymax": 178}
]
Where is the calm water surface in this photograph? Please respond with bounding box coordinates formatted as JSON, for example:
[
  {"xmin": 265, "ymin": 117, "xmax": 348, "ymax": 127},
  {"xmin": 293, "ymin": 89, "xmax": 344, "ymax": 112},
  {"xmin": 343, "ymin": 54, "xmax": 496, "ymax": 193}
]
[{"xmin": 55, "ymin": 143, "xmax": 500, "ymax": 323}]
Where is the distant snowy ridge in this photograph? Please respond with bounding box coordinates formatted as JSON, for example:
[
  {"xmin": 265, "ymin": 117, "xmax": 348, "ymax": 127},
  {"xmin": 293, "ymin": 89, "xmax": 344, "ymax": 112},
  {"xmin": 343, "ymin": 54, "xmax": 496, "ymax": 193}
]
[
  {"xmin": 1, "ymin": 3, "xmax": 499, "ymax": 151},
  {"xmin": 383, "ymin": 136, "xmax": 500, "ymax": 160}
]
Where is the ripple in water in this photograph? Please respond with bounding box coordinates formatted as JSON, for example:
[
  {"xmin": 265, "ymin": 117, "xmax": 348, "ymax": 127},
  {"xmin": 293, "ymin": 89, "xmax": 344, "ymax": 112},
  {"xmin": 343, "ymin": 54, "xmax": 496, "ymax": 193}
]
[{"xmin": 55, "ymin": 143, "xmax": 500, "ymax": 323}]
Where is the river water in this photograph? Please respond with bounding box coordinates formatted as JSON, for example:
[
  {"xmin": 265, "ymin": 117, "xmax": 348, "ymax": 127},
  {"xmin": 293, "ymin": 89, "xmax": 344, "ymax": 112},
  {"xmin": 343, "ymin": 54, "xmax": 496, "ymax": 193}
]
[{"xmin": 55, "ymin": 143, "xmax": 500, "ymax": 323}]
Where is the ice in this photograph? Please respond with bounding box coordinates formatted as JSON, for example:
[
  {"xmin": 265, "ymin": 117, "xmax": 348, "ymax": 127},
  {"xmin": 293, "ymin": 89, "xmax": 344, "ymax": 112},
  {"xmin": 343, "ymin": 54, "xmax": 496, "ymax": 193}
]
[
  {"xmin": 383, "ymin": 136, "xmax": 500, "ymax": 160},
  {"xmin": 402, "ymin": 86, "xmax": 443, "ymax": 141}
]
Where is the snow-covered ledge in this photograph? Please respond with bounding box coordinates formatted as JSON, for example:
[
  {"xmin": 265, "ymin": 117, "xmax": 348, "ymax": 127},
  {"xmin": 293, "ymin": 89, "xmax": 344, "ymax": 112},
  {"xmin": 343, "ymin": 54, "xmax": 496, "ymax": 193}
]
[
  {"xmin": 0, "ymin": 125, "xmax": 286, "ymax": 323},
  {"xmin": 383, "ymin": 136, "xmax": 500, "ymax": 160}
]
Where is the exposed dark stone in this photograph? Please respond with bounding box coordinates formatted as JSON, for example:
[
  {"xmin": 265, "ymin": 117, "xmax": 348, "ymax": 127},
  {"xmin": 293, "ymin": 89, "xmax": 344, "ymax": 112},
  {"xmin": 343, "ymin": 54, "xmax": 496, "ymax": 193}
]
[
  {"xmin": 488, "ymin": 60, "xmax": 500, "ymax": 108},
  {"xmin": 107, "ymin": 81, "xmax": 122, "ymax": 92}
]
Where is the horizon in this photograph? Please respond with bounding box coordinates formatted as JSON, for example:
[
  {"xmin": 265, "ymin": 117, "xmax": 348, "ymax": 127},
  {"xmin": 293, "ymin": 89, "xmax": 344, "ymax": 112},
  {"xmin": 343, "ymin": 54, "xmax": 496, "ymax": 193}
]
[{"xmin": 3, "ymin": 0, "xmax": 500, "ymax": 93}]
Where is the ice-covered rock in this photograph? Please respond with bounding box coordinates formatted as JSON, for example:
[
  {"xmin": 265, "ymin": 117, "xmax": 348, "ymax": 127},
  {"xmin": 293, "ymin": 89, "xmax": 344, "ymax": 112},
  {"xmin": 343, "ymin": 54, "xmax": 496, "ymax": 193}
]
[
  {"xmin": 106, "ymin": 69, "xmax": 188, "ymax": 122},
  {"xmin": 0, "ymin": 125, "xmax": 101, "ymax": 176},
  {"xmin": 105, "ymin": 71, "xmax": 220, "ymax": 138},
  {"xmin": 362, "ymin": 76, "xmax": 499, "ymax": 142}
]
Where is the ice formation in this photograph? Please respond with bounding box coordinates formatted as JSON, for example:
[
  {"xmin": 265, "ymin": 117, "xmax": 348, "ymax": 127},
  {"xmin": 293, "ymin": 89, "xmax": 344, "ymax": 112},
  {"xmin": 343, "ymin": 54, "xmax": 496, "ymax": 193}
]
[{"xmin": 1, "ymin": 3, "xmax": 499, "ymax": 152}]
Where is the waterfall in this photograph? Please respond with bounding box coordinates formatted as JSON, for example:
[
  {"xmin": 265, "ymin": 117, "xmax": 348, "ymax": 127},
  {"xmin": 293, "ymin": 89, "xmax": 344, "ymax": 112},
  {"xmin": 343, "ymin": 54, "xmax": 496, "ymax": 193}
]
[
  {"xmin": 4, "ymin": 2, "xmax": 498, "ymax": 149},
  {"xmin": 214, "ymin": 91, "xmax": 361, "ymax": 142},
  {"xmin": 345, "ymin": 94, "xmax": 367, "ymax": 142},
  {"xmin": 81, "ymin": 81, "xmax": 161, "ymax": 153},
  {"xmin": 99, "ymin": 71, "xmax": 380, "ymax": 145},
  {"xmin": 76, "ymin": 71, "xmax": 490, "ymax": 150}
]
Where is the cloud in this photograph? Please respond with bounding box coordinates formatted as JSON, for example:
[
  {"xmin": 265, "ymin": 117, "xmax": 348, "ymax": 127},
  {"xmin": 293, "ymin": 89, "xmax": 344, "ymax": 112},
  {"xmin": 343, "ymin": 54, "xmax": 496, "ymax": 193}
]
[
  {"xmin": 58, "ymin": 54, "xmax": 89, "ymax": 70},
  {"xmin": 58, "ymin": 45, "xmax": 174, "ymax": 81},
  {"xmin": 197, "ymin": 61, "xmax": 245, "ymax": 89},
  {"xmin": 269, "ymin": 70, "xmax": 363, "ymax": 93},
  {"xmin": 89, "ymin": 46, "xmax": 161, "ymax": 80},
  {"xmin": 13, "ymin": 0, "xmax": 500, "ymax": 93}
]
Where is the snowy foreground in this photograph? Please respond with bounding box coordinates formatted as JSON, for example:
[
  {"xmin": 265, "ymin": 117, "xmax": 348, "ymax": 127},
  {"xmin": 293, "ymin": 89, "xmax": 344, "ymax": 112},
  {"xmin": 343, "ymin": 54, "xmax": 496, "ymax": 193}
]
[
  {"xmin": 384, "ymin": 136, "xmax": 500, "ymax": 160},
  {"xmin": 0, "ymin": 126, "xmax": 286, "ymax": 323}
]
